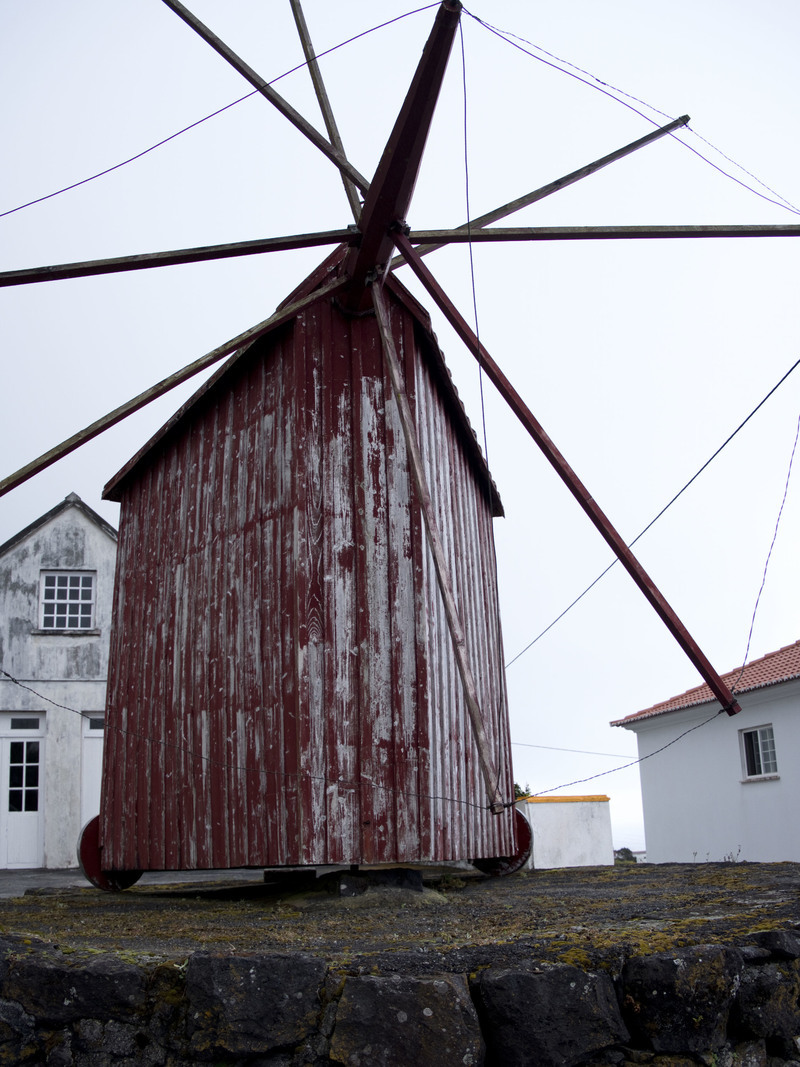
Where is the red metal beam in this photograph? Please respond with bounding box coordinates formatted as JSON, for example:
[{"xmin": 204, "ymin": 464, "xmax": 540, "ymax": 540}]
[
  {"xmin": 392, "ymin": 229, "xmax": 742, "ymax": 716},
  {"xmin": 391, "ymin": 115, "xmax": 691, "ymax": 266},
  {"xmin": 342, "ymin": 0, "xmax": 462, "ymax": 310}
]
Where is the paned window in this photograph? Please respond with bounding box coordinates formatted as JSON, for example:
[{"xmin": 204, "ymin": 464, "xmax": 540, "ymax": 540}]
[
  {"xmin": 8, "ymin": 740, "xmax": 39, "ymax": 812},
  {"xmin": 40, "ymin": 572, "xmax": 96, "ymax": 630},
  {"xmin": 741, "ymin": 725, "xmax": 778, "ymax": 778}
]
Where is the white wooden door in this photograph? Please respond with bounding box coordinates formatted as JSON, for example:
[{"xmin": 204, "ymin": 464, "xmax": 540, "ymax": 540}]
[
  {"xmin": 81, "ymin": 715, "xmax": 105, "ymax": 828},
  {"xmin": 0, "ymin": 716, "xmax": 45, "ymax": 868}
]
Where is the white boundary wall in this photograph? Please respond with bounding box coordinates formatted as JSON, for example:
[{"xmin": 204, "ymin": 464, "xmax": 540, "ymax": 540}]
[{"xmin": 517, "ymin": 795, "xmax": 614, "ymax": 869}]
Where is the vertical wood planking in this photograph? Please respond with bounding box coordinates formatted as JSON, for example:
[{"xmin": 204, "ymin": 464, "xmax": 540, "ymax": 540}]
[
  {"xmin": 324, "ymin": 302, "xmax": 359, "ymax": 862},
  {"xmin": 102, "ymin": 281, "xmax": 515, "ymax": 871}
]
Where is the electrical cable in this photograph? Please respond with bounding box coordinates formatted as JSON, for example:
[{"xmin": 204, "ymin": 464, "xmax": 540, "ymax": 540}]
[
  {"xmin": 0, "ymin": 4, "xmax": 440, "ymax": 221},
  {"xmin": 528, "ymin": 709, "xmax": 722, "ymax": 798},
  {"xmin": 731, "ymin": 409, "xmax": 800, "ymax": 694},
  {"xmin": 505, "ymin": 355, "xmax": 800, "ymax": 669},
  {"xmin": 0, "ymin": 667, "xmax": 506, "ymax": 815},
  {"xmin": 462, "ymin": 7, "xmax": 800, "ymax": 218}
]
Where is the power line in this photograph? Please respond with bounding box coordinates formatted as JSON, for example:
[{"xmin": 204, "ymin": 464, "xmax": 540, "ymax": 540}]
[
  {"xmin": 731, "ymin": 409, "xmax": 800, "ymax": 693},
  {"xmin": 0, "ymin": 5, "xmax": 440, "ymax": 222},
  {"xmin": 505, "ymin": 355, "xmax": 800, "ymax": 669},
  {"xmin": 530, "ymin": 710, "xmax": 722, "ymax": 797},
  {"xmin": 512, "ymin": 741, "xmax": 630, "ymax": 758},
  {"xmin": 462, "ymin": 7, "xmax": 800, "ymax": 218}
]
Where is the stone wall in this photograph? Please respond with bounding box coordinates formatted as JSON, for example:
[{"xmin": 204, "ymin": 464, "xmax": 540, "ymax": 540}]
[{"xmin": 0, "ymin": 930, "xmax": 799, "ymax": 1065}]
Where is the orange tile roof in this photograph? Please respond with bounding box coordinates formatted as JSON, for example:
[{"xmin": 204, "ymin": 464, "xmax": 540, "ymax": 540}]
[{"xmin": 612, "ymin": 639, "xmax": 800, "ymax": 728}]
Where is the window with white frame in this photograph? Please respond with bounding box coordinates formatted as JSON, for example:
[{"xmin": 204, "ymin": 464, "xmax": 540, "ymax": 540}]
[
  {"xmin": 40, "ymin": 572, "xmax": 96, "ymax": 631},
  {"xmin": 740, "ymin": 725, "xmax": 778, "ymax": 779}
]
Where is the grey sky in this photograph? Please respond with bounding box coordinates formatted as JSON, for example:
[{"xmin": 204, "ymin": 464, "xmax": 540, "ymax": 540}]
[{"xmin": 1, "ymin": 0, "xmax": 798, "ymax": 849}]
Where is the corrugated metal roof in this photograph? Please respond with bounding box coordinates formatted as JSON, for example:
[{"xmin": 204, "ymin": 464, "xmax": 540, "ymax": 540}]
[{"xmin": 612, "ymin": 639, "xmax": 800, "ymax": 728}]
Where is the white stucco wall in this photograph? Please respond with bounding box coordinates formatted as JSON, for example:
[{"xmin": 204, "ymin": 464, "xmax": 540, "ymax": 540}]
[
  {"xmin": 0, "ymin": 498, "xmax": 116, "ymax": 868},
  {"xmin": 518, "ymin": 796, "xmax": 614, "ymax": 869},
  {"xmin": 620, "ymin": 678, "xmax": 800, "ymax": 863}
]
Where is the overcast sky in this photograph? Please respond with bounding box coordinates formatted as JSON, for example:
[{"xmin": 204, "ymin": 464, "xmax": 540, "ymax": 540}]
[{"xmin": 1, "ymin": 0, "xmax": 798, "ymax": 851}]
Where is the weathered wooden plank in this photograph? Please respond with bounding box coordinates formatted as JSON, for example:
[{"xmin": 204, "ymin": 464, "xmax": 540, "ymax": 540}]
[{"xmin": 323, "ymin": 301, "xmax": 360, "ymax": 863}]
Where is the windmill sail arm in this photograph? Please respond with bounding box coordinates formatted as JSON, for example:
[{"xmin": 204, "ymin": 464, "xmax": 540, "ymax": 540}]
[
  {"xmin": 0, "ymin": 230, "xmax": 356, "ymax": 288},
  {"xmin": 407, "ymin": 223, "xmax": 800, "ymax": 243},
  {"xmin": 161, "ymin": 0, "xmax": 370, "ymax": 195},
  {"xmin": 289, "ymin": 0, "xmax": 362, "ymax": 222},
  {"xmin": 393, "ymin": 229, "xmax": 743, "ymax": 717},
  {"xmin": 391, "ymin": 114, "xmax": 690, "ymax": 265},
  {"xmin": 0, "ymin": 276, "xmax": 348, "ymax": 499}
]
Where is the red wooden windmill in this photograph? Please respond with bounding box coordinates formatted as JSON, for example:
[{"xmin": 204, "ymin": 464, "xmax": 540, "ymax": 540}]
[{"xmin": 2, "ymin": 1, "xmax": 797, "ymax": 889}]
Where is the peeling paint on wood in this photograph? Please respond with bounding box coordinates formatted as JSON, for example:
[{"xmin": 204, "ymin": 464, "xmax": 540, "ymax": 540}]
[{"xmin": 101, "ymin": 278, "xmax": 515, "ymax": 870}]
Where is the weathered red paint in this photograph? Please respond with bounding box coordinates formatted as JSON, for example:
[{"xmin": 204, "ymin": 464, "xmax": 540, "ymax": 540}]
[{"xmin": 100, "ymin": 257, "xmax": 515, "ymax": 871}]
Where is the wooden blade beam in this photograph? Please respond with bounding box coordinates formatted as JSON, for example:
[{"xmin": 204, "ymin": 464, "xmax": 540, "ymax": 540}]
[
  {"xmin": 392, "ymin": 229, "xmax": 743, "ymax": 717},
  {"xmin": 289, "ymin": 0, "xmax": 362, "ymax": 222},
  {"xmin": 0, "ymin": 230, "xmax": 356, "ymax": 287},
  {"xmin": 392, "ymin": 115, "xmax": 691, "ymax": 265},
  {"xmin": 372, "ymin": 282, "xmax": 505, "ymax": 813},
  {"xmin": 162, "ymin": 0, "xmax": 370, "ymax": 195},
  {"xmin": 406, "ymin": 223, "xmax": 800, "ymax": 243},
  {"xmin": 0, "ymin": 275, "xmax": 348, "ymax": 498},
  {"xmin": 341, "ymin": 0, "xmax": 462, "ymax": 310}
]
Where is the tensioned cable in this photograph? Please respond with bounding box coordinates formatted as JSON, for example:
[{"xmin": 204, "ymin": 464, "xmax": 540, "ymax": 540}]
[
  {"xmin": 730, "ymin": 410, "xmax": 800, "ymax": 694},
  {"xmin": 0, "ymin": 4, "xmax": 440, "ymax": 221},
  {"xmin": 462, "ymin": 7, "xmax": 800, "ymax": 218},
  {"xmin": 528, "ymin": 709, "xmax": 722, "ymax": 797},
  {"xmin": 505, "ymin": 355, "xmax": 800, "ymax": 669},
  {"xmin": 520, "ymin": 404, "xmax": 800, "ymax": 798},
  {"xmin": 0, "ymin": 667, "xmax": 507, "ymax": 815}
]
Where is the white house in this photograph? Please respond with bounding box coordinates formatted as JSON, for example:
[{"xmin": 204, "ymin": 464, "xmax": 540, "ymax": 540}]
[
  {"xmin": 0, "ymin": 493, "xmax": 117, "ymax": 869},
  {"xmin": 612, "ymin": 640, "xmax": 800, "ymax": 863},
  {"xmin": 516, "ymin": 795, "xmax": 614, "ymax": 869}
]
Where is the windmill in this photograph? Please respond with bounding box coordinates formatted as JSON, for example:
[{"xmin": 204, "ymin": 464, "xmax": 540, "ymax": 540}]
[{"xmin": 1, "ymin": 1, "xmax": 797, "ymax": 888}]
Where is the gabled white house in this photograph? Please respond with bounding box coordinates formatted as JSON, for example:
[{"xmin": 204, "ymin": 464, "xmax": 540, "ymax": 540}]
[
  {"xmin": 0, "ymin": 493, "xmax": 117, "ymax": 868},
  {"xmin": 612, "ymin": 641, "xmax": 800, "ymax": 863}
]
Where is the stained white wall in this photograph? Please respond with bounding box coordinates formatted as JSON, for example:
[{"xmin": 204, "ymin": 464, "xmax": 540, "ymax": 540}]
[
  {"xmin": 619, "ymin": 678, "xmax": 800, "ymax": 863},
  {"xmin": 518, "ymin": 796, "xmax": 614, "ymax": 869},
  {"xmin": 0, "ymin": 497, "xmax": 116, "ymax": 868}
]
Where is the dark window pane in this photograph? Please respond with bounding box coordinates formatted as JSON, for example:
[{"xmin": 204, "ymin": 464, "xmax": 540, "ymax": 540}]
[
  {"xmin": 8, "ymin": 790, "xmax": 22, "ymax": 813},
  {"xmin": 9, "ymin": 742, "xmax": 23, "ymax": 764},
  {"xmin": 9, "ymin": 767, "xmax": 22, "ymax": 789},
  {"xmin": 44, "ymin": 575, "xmax": 55, "ymax": 589},
  {"xmin": 25, "ymin": 742, "xmax": 39, "ymax": 763},
  {"xmin": 56, "ymin": 575, "xmax": 68, "ymax": 588},
  {"xmin": 24, "ymin": 790, "xmax": 38, "ymax": 813},
  {"xmin": 25, "ymin": 766, "xmax": 38, "ymax": 788},
  {"xmin": 10, "ymin": 718, "xmax": 39, "ymax": 730},
  {"xmin": 744, "ymin": 731, "xmax": 761, "ymax": 776}
]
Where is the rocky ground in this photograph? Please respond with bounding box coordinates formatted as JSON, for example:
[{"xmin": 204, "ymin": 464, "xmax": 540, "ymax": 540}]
[{"xmin": 0, "ymin": 861, "xmax": 797, "ymax": 972}]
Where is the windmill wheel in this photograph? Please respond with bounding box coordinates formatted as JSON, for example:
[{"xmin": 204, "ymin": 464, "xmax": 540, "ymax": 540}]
[
  {"xmin": 77, "ymin": 816, "xmax": 142, "ymax": 892},
  {"xmin": 471, "ymin": 808, "xmax": 532, "ymax": 877}
]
